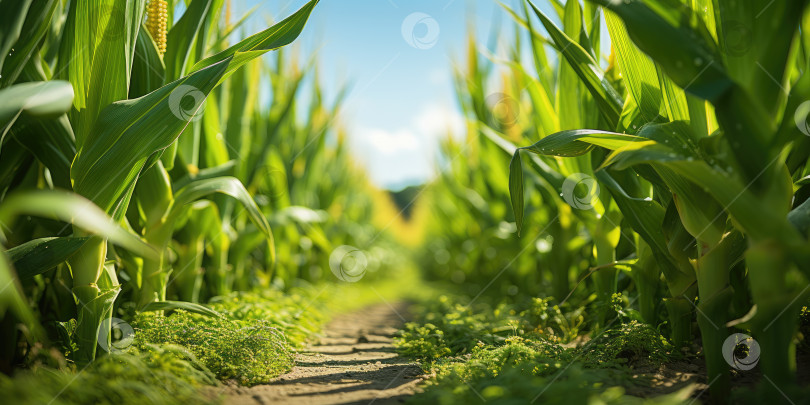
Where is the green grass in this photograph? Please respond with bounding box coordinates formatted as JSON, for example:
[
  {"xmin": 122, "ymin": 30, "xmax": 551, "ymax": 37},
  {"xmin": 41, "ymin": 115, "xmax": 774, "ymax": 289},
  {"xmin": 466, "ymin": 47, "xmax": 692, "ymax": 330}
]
[
  {"xmin": 0, "ymin": 344, "xmax": 219, "ymax": 405},
  {"xmin": 134, "ymin": 311, "xmax": 295, "ymax": 385},
  {"xmin": 414, "ymin": 362, "xmax": 693, "ymax": 405},
  {"xmin": 396, "ymin": 294, "xmax": 683, "ymax": 404},
  {"xmin": 1, "ymin": 284, "xmax": 330, "ymax": 401}
]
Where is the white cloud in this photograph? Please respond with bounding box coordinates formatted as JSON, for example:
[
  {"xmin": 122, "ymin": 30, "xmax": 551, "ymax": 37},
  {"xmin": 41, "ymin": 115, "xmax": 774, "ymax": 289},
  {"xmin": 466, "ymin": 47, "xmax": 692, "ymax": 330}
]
[
  {"xmin": 358, "ymin": 103, "xmax": 464, "ymax": 157},
  {"xmin": 414, "ymin": 103, "xmax": 465, "ymax": 138},
  {"xmin": 363, "ymin": 128, "xmax": 421, "ymax": 155},
  {"xmin": 350, "ymin": 103, "xmax": 466, "ymax": 188}
]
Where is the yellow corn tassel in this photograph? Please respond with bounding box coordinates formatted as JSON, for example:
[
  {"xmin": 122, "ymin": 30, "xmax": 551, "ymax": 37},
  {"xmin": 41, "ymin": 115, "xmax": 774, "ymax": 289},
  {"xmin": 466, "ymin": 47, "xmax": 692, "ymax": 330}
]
[
  {"xmin": 146, "ymin": 0, "xmax": 168, "ymax": 56},
  {"xmin": 225, "ymin": 0, "xmax": 232, "ymax": 29}
]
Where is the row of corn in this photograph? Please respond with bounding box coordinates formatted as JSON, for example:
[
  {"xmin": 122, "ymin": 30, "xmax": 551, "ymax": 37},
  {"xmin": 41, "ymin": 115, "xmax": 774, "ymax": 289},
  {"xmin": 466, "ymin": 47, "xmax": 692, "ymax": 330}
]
[
  {"xmin": 421, "ymin": 0, "xmax": 810, "ymax": 402},
  {"xmin": 0, "ymin": 0, "xmax": 392, "ymax": 372}
]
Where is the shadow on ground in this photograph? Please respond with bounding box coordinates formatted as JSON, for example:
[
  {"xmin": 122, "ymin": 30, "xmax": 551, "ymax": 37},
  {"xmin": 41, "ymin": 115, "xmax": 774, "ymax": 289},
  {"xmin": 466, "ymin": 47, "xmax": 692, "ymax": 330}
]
[{"xmin": 222, "ymin": 302, "xmax": 425, "ymax": 405}]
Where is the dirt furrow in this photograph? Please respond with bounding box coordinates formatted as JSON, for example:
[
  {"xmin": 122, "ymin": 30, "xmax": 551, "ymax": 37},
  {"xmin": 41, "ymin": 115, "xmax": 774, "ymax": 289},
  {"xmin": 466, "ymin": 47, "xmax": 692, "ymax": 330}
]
[{"xmin": 223, "ymin": 302, "xmax": 425, "ymax": 405}]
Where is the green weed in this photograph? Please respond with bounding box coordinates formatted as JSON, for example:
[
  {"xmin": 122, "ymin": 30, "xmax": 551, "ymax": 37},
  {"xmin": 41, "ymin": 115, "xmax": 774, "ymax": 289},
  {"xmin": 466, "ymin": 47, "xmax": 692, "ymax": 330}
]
[
  {"xmin": 399, "ymin": 295, "xmax": 681, "ymax": 403},
  {"xmin": 0, "ymin": 344, "xmax": 218, "ymax": 405},
  {"xmin": 133, "ymin": 310, "xmax": 294, "ymax": 386}
]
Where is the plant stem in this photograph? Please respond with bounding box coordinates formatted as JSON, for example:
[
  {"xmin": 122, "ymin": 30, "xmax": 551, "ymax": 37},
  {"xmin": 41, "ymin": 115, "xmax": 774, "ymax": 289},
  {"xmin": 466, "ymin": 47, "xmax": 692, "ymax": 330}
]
[
  {"xmin": 663, "ymin": 296, "xmax": 692, "ymax": 347},
  {"xmin": 746, "ymin": 239, "xmax": 806, "ymax": 397},
  {"xmin": 68, "ymin": 235, "xmax": 106, "ymax": 365},
  {"xmin": 695, "ymin": 233, "xmax": 740, "ymax": 404}
]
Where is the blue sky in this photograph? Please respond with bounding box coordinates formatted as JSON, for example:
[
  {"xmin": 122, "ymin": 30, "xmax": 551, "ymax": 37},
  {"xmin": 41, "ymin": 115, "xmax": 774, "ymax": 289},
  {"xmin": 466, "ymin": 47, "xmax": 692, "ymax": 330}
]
[{"xmin": 237, "ymin": 0, "xmax": 558, "ymax": 190}]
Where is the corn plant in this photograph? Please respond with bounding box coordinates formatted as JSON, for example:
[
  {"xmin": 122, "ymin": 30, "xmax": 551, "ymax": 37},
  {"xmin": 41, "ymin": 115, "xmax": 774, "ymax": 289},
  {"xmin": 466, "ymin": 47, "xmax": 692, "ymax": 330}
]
[
  {"xmin": 489, "ymin": 0, "xmax": 810, "ymax": 401},
  {"xmin": 1, "ymin": 0, "xmax": 402, "ymax": 374},
  {"xmin": 0, "ymin": 0, "xmax": 321, "ymax": 367}
]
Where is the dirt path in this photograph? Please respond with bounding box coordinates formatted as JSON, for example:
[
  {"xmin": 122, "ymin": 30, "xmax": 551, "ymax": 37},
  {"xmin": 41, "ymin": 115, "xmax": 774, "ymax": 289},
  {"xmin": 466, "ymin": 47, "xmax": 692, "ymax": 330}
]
[{"xmin": 223, "ymin": 302, "xmax": 426, "ymax": 405}]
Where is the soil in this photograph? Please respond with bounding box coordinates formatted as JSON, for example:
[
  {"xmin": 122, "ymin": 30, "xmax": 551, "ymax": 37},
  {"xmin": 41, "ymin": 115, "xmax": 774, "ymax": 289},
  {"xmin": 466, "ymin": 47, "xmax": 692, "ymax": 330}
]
[
  {"xmin": 222, "ymin": 302, "xmax": 426, "ymax": 405},
  {"xmin": 626, "ymin": 350, "xmax": 810, "ymax": 402}
]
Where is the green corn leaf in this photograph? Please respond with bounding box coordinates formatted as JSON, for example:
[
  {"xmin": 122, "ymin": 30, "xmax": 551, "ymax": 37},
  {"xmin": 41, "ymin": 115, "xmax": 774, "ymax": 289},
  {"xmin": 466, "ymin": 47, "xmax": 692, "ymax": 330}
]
[
  {"xmin": 201, "ymin": 93, "xmax": 230, "ymax": 167},
  {"xmin": 0, "ymin": 0, "xmax": 58, "ymax": 87},
  {"xmin": 71, "ymin": 58, "xmax": 230, "ymax": 216},
  {"xmin": 596, "ymin": 134, "xmax": 725, "ymax": 247},
  {"xmin": 275, "ymin": 206, "xmax": 329, "ymax": 224},
  {"xmin": 231, "ymin": 226, "xmax": 267, "ymax": 262},
  {"xmin": 604, "ymin": 11, "xmax": 662, "ymax": 122},
  {"xmin": 164, "ymin": 0, "xmax": 215, "ymax": 81},
  {"xmin": 564, "ymin": 0, "xmax": 596, "ymax": 59},
  {"xmin": 0, "ymin": 190, "xmax": 156, "ymax": 259},
  {"xmin": 595, "ymin": 170, "xmax": 696, "ymax": 296},
  {"xmin": 196, "ymin": 0, "xmax": 226, "ymax": 60},
  {"xmin": 583, "ymin": 2, "xmax": 601, "ymax": 57},
  {"xmin": 528, "ymin": 1, "xmax": 623, "ymax": 128},
  {"xmin": 509, "ymin": 59, "xmax": 558, "ymax": 137},
  {"xmin": 480, "ymin": 124, "xmax": 568, "ymax": 191},
  {"xmin": 172, "ymin": 160, "xmax": 236, "ymax": 191},
  {"xmin": 509, "ymin": 150, "xmax": 525, "ymax": 235},
  {"xmin": 225, "ymin": 59, "xmax": 259, "ymax": 177},
  {"xmin": 500, "ymin": 2, "xmax": 555, "ymax": 95},
  {"xmin": 520, "ymin": 129, "xmax": 643, "ymax": 157},
  {"xmin": 591, "ymin": 0, "xmax": 779, "ymax": 185},
  {"xmin": 714, "ymin": 0, "xmax": 808, "ymax": 115},
  {"xmin": 788, "ymin": 197, "xmax": 810, "ymax": 238},
  {"xmin": 667, "ymin": 160, "xmax": 795, "ymax": 243},
  {"xmin": 0, "ymin": 0, "xmax": 33, "ymax": 74},
  {"xmin": 208, "ymin": 5, "xmax": 255, "ymax": 53},
  {"xmin": 176, "ymin": 200, "xmax": 221, "ymax": 237},
  {"xmin": 479, "ymin": 127, "xmax": 567, "ymax": 226},
  {"xmin": 591, "ymin": 0, "xmax": 729, "ymax": 102},
  {"xmin": 168, "ymin": 177, "xmax": 269, "ymax": 234},
  {"xmin": 775, "ymin": 69, "xmax": 810, "ymax": 148},
  {"xmin": 73, "ymin": 0, "xmax": 314, "ymax": 216},
  {"xmin": 600, "ymin": 144, "xmax": 797, "ymax": 248},
  {"xmin": 599, "ymin": 140, "xmax": 686, "ymax": 171},
  {"xmin": 657, "ymin": 66, "xmax": 691, "ymax": 124},
  {"xmin": 140, "ymin": 300, "xmax": 221, "ymax": 317},
  {"xmin": 0, "ymin": 251, "xmax": 42, "ymax": 339},
  {"xmin": 168, "ymin": 176, "xmax": 275, "ymax": 263},
  {"xmin": 189, "ymin": 0, "xmax": 319, "ymax": 85},
  {"xmin": 130, "ymin": 27, "xmax": 166, "ymax": 98},
  {"xmin": 6, "ymin": 236, "xmax": 89, "ymax": 279},
  {"xmin": 57, "ymin": 0, "xmax": 146, "ymax": 144},
  {"xmin": 9, "ymin": 114, "xmax": 76, "ymax": 189},
  {"xmin": 658, "ymin": 166, "xmax": 726, "ymax": 247},
  {"xmin": 558, "ymin": 0, "xmax": 586, "ymax": 130},
  {"xmin": 0, "ymin": 81, "xmax": 74, "ymax": 130},
  {"xmin": 0, "ymin": 142, "xmax": 31, "ymax": 196},
  {"xmin": 598, "ymin": 120, "xmax": 708, "ymax": 171},
  {"xmin": 617, "ymin": 94, "xmax": 647, "ymax": 134}
]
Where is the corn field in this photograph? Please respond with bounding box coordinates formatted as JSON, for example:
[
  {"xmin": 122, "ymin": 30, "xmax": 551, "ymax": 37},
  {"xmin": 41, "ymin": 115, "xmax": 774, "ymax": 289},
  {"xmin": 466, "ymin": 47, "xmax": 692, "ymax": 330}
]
[{"xmin": 1, "ymin": 0, "xmax": 810, "ymax": 404}]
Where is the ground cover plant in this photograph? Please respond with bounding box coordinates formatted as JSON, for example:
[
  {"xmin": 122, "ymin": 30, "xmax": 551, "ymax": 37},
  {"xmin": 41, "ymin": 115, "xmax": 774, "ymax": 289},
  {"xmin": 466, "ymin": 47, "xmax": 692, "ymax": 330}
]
[{"xmin": 0, "ymin": 344, "xmax": 220, "ymax": 405}]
